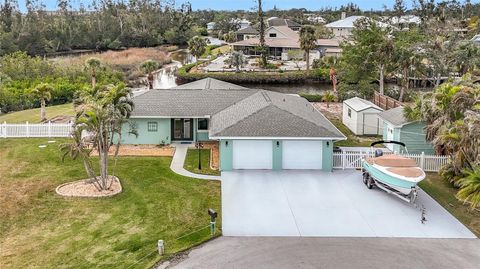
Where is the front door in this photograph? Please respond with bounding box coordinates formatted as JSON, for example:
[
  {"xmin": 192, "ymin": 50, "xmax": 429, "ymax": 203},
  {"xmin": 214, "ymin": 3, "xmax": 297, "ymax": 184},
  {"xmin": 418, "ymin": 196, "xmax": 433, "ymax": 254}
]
[{"xmin": 172, "ymin": 118, "xmax": 193, "ymax": 141}]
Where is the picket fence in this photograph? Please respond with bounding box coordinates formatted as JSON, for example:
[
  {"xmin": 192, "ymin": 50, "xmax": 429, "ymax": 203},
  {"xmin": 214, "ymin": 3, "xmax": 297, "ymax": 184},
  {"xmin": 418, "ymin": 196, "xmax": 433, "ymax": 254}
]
[
  {"xmin": 0, "ymin": 122, "xmax": 73, "ymax": 138},
  {"xmin": 333, "ymin": 151, "xmax": 449, "ymax": 172}
]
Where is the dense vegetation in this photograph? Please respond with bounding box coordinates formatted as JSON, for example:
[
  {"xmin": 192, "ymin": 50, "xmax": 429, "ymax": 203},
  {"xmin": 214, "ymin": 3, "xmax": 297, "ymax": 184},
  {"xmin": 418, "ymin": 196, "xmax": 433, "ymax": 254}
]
[
  {"xmin": 0, "ymin": 52, "xmax": 124, "ymax": 113},
  {"xmin": 405, "ymin": 76, "xmax": 480, "ymax": 208}
]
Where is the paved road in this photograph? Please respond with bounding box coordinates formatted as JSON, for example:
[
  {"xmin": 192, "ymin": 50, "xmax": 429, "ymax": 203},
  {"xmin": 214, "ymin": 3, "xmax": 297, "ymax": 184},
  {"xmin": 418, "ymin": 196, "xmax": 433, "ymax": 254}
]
[{"xmin": 160, "ymin": 236, "xmax": 480, "ymax": 269}]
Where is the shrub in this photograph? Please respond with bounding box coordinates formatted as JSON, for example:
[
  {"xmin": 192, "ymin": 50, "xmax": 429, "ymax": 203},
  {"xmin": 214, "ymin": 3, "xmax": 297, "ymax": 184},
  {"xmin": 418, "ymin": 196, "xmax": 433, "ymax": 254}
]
[
  {"xmin": 299, "ymin": 93, "xmax": 323, "ymax": 102},
  {"xmin": 337, "ymin": 80, "xmax": 376, "ymax": 101}
]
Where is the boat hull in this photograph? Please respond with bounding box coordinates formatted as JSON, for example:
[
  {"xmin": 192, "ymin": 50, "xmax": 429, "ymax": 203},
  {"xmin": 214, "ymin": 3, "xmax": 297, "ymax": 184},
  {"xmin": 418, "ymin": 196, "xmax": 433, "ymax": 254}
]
[{"xmin": 362, "ymin": 161, "xmax": 423, "ymax": 195}]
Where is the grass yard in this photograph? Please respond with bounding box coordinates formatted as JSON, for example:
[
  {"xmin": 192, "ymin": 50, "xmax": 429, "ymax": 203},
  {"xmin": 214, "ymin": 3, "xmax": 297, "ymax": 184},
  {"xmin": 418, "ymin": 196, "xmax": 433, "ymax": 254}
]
[
  {"xmin": 0, "ymin": 103, "xmax": 74, "ymax": 123},
  {"xmin": 328, "ymin": 118, "xmax": 380, "ymax": 147},
  {"xmin": 184, "ymin": 149, "xmax": 220, "ymax": 176},
  {"xmin": 0, "ymin": 139, "xmax": 221, "ymax": 268},
  {"xmin": 420, "ymin": 173, "xmax": 480, "ymax": 237}
]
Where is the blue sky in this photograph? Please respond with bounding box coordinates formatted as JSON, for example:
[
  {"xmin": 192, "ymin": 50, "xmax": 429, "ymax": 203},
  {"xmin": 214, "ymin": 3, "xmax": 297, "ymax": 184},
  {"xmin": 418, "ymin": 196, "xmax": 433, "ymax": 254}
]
[{"xmin": 15, "ymin": 0, "xmax": 467, "ymax": 12}]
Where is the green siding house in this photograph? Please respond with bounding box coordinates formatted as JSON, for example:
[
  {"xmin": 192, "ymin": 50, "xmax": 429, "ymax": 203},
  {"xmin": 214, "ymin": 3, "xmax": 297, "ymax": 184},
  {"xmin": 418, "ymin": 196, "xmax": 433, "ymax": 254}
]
[
  {"xmin": 379, "ymin": 106, "xmax": 434, "ymax": 154},
  {"xmin": 121, "ymin": 78, "xmax": 346, "ymax": 172}
]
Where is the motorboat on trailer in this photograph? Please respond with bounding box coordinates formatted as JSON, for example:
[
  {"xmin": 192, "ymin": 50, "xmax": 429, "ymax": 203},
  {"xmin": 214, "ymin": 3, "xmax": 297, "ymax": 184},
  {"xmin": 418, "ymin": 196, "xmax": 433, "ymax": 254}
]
[{"xmin": 361, "ymin": 141, "xmax": 426, "ymax": 204}]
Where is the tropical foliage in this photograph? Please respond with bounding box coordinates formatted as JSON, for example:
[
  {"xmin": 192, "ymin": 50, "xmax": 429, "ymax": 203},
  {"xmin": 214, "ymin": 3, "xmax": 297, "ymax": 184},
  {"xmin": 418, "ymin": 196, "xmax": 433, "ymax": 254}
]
[
  {"xmin": 404, "ymin": 76, "xmax": 480, "ymax": 208},
  {"xmin": 188, "ymin": 36, "xmax": 207, "ymax": 59},
  {"xmin": 227, "ymin": 51, "xmax": 246, "ymax": 72},
  {"xmin": 61, "ymin": 83, "xmax": 135, "ymax": 191},
  {"xmin": 140, "ymin": 60, "xmax": 160, "ymax": 89},
  {"xmin": 299, "ymin": 25, "xmax": 317, "ymax": 71},
  {"xmin": 29, "ymin": 83, "xmax": 53, "ymax": 121}
]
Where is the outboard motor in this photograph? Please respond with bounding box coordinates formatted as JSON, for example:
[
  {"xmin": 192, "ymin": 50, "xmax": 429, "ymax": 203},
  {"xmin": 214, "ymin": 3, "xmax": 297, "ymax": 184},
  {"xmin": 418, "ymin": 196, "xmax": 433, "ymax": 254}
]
[{"xmin": 375, "ymin": 149, "xmax": 383, "ymax": 157}]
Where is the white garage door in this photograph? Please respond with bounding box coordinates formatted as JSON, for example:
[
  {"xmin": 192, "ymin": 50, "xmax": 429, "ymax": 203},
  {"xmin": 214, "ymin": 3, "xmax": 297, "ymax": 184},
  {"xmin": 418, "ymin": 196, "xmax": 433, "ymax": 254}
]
[
  {"xmin": 233, "ymin": 140, "xmax": 272, "ymax": 170},
  {"xmin": 282, "ymin": 141, "xmax": 323, "ymax": 170}
]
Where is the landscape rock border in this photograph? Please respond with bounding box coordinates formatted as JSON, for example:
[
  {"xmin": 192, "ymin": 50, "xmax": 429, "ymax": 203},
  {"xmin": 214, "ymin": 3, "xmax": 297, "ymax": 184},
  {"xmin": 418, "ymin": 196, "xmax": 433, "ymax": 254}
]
[{"xmin": 55, "ymin": 176, "xmax": 122, "ymax": 198}]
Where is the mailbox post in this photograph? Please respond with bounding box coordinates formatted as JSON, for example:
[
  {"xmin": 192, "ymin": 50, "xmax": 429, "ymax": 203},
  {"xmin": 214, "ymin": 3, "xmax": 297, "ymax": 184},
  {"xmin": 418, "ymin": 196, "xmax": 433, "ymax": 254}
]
[
  {"xmin": 196, "ymin": 142, "xmax": 204, "ymax": 170},
  {"xmin": 208, "ymin": 208, "xmax": 217, "ymax": 236}
]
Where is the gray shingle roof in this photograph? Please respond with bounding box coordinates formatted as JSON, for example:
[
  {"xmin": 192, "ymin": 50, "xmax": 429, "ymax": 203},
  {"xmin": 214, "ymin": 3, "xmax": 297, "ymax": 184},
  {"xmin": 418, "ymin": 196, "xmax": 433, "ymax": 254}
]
[
  {"xmin": 210, "ymin": 90, "xmax": 345, "ymax": 138},
  {"xmin": 237, "ymin": 26, "xmax": 259, "ymax": 35},
  {"xmin": 131, "ymin": 88, "xmax": 257, "ymax": 117},
  {"xmin": 378, "ymin": 106, "xmax": 410, "ymax": 126},
  {"xmin": 132, "ymin": 78, "xmax": 345, "ymax": 139},
  {"xmin": 171, "ymin": 78, "xmax": 249, "ymax": 90}
]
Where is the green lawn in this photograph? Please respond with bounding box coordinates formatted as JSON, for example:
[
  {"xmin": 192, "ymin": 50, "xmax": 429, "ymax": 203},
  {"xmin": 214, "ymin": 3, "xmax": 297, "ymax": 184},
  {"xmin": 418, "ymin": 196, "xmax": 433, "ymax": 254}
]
[
  {"xmin": 328, "ymin": 118, "xmax": 380, "ymax": 147},
  {"xmin": 0, "ymin": 103, "xmax": 75, "ymax": 123},
  {"xmin": 184, "ymin": 149, "xmax": 220, "ymax": 176},
  {"xmin": 420, "ymin": 173, "xmax": 480, "ymax": 237},
  {"xmin": 0, "ymin": 139, "xmax": 221, "ymax": 268}
]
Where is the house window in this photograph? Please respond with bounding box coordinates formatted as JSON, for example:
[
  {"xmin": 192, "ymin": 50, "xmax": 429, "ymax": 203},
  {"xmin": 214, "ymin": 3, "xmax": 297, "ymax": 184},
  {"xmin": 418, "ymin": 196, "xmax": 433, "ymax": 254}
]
[
  {"xmin": 198, "ymin": 119, "xmax": 209, "ymax": 131},
  {"xmin": 269, "ymin": 33, "xmax": 277, "ymax": 37},
  {"xmin": 348, "ymin": 108, "xmax": 352, "ymax": 118},
  {"xmin": 147, "ymin": 122, "xmax": 158, "ymax": 132}
]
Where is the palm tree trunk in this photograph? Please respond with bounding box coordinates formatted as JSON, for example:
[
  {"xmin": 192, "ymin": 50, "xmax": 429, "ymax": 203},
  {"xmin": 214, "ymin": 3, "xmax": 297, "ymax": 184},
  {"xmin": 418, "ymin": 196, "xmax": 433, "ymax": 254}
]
[
  {"xmin": 40, "ymin": 98, "xmax": 46, "ymax": 121},
  {"xmin": 399, "ymin": 67, "xmax": 408, "ymax": 102},
  {"xmin": 92, "ymin": 70, "xmax": 97, "ymax": 88},
  {"xmin": 379, "ymin": 64, "xmax": 385, "ymax": 95},
  {"xmin": 305, "ymin": 51, "xmax": 310, "ymax": 71}
]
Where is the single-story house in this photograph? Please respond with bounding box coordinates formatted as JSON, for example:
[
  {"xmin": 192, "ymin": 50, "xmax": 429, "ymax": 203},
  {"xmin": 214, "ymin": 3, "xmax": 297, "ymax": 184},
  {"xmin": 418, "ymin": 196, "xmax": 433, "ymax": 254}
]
[
  {"xmin": 121, "ymin": 78, "xmax": 346, "ymax": 171},
  {"xmin": 378, "ymin": 106, "xmax": 434, "ymax": 154},
  {"xmin": 231, "ymin": 26, "xmax": 342, "ymax": 59},
  {"xmin": 342, "ymin": 97, "xmax": 383, "ymax": 136}
]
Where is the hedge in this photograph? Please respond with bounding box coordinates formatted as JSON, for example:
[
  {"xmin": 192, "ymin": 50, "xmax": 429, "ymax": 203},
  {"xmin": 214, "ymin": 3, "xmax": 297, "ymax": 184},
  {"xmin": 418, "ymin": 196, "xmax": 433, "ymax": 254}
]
[{"xmin": 176, "ymin": 68, "xmax": 328, "ymax": 84}]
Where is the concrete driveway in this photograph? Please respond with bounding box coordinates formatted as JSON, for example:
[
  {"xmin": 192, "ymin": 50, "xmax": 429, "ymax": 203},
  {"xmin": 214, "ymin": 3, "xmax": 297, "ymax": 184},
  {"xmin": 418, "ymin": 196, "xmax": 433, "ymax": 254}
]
[{"xmin": 221, "ymin": 170, "xmax": 476, "ymax": 238}]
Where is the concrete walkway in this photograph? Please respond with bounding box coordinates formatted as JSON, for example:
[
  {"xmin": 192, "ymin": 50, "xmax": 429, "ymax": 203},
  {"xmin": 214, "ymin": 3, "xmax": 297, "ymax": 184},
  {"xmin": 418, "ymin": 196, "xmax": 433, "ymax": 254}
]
[
  {"xmin": 170, "ymin": 144, "xmax": 221, "ymax": 181},
  {"xmin": 160, "ymin": 236, "xmax": 480, "ymax": 269}
]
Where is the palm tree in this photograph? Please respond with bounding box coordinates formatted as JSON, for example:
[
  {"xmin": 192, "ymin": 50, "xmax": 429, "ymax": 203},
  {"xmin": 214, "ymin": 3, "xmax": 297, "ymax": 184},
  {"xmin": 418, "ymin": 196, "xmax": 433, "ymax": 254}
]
[
  {"xmin": 257, "ymin": 0, "xmax": 267, "ymax": 67},
  {"xmin": 64, "ymin": 83, "xmax": 134, "ymax": 191},
  {"xmin": 451, "ymin": 43, "xmax": 480, "ymax": 76},
  {"xmin": 457, "ymin": 166, "xmax": 480, "ymax": 209},
  {"xmin": 188, "ymin": 36, "xmax": 207, "ymax": 60},
  {"xmin": 299, "ymin": 26, "xmax": 317, "ymax": 71},
  {"xmin": 322, "ymin": 91, "xmax": 336, "ymax": 108},
  {"xmin": 140, "ymin": 60, "xmax": 159, "ymax": 89},
  {"xmin": 223, "ymin": 31, "xmax": 237, "ymax": 43},
  {"xmin": 85, "ymin": 57, "xmax": 101, "ymax": 88},
  {"xmin": 30, "ymin": 83, "xmax": 53, "ymax": 122},
  {"xmin": 229, "ymin": 51, "xmax": 246, "ymax": 72}
]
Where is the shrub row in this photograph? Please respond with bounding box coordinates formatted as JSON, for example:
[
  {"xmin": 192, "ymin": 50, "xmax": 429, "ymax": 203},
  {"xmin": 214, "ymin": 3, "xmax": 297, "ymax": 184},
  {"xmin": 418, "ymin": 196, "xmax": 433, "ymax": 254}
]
[{"xmin": 177, "ymin": 68, "xmax": 328, "ymax": 84}]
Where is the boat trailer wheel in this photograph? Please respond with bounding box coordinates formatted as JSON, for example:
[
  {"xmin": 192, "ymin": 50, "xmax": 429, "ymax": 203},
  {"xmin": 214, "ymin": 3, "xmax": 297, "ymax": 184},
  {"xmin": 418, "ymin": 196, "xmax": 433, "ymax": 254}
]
[
  {"xmin": 362, "ymin": 172, "xmax": 369, "ymax": 185},
  {"xmin": 366, "ymin": 177, "xmax": 374, "ymax": 189}
]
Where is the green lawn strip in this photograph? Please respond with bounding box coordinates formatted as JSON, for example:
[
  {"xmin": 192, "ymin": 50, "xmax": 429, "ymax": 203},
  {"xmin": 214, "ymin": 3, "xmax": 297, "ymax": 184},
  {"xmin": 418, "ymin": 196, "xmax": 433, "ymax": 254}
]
[
  {"xmin": 0, "ymin": 103, "xmax": 74, "ymax": 123},
  {"xmin": 183, "ymin": 149, "xmax": 220, "ymax": 176},
  {"xmin": 419, "ymin": 173, "xmax": 480, "ymax": 237},
  {"xmin": 327, "ymin": 118, "xmax": 380, "ymax": 147},
  {"xmin": 0, "ymin": 138, "xmax": 221, "ymax": 269}
]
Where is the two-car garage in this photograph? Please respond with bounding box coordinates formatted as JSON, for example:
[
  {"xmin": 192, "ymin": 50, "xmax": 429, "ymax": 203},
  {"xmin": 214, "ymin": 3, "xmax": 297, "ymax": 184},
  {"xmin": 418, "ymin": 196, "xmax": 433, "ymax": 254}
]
[{"xmin": 231, "ymin": 140, "xmax": 324, "ymax": 170}]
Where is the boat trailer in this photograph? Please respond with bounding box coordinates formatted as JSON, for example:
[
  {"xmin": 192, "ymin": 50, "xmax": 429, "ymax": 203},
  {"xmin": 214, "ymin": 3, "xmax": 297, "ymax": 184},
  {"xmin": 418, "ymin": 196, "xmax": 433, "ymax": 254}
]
[{"xmin": 362, "ymin": 168, "xmax": 419, "ymax": 204}]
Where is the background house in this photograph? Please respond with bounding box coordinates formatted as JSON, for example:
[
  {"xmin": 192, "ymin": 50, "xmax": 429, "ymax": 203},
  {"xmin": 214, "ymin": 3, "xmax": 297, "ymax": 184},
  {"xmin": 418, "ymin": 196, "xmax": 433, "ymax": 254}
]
[
  {"xmin": 342, "ymin": 97, "xmax": 383, "ymax": 136},
  {"xmin": 325, "ymin": 13, "xmax": 390, "ymax": 38},
  {"xmin": 232, "ymin": 26, "xmax": 341, "ymax": 60},
  {"xmin": 378, "ymin": 106, "xmax": 434, "ymax": 154}
]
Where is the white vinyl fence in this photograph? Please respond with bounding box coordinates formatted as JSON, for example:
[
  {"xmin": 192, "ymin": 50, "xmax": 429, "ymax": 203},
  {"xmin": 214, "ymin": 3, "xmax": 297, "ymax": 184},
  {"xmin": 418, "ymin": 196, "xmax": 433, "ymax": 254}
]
[
  {"xmin": 333, "ymin": 151, "xmax": 450, "ymax": 172},
  {"xmin": 0, "ymin": 122, "xmax": 73, "ymax": 138}
]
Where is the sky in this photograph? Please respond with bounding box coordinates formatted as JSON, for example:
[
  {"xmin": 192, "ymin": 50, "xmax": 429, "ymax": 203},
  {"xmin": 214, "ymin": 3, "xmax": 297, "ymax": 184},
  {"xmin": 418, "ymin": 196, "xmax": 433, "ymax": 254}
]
[{"xmin": 14, "ymin": 0, "xmax": 473, "ymax": 12}]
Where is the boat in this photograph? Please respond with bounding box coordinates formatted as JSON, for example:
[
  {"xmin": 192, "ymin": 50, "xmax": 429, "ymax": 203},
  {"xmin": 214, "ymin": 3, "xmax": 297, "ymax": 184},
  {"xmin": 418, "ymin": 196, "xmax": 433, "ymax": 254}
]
[{"xmin": 361, "ymin": 141, "xmax": 426, "ymax": 203}]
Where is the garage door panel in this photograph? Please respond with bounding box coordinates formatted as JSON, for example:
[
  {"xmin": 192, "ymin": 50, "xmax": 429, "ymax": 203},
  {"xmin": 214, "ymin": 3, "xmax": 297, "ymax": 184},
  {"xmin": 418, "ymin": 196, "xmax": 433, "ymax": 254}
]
[
  {"xmin": 233, "ymin": 140, "xmax": 272, "ymax": 170},
  {"xmin": 282, "ymin": 141, "xmax": 322, "ymax": 170}
]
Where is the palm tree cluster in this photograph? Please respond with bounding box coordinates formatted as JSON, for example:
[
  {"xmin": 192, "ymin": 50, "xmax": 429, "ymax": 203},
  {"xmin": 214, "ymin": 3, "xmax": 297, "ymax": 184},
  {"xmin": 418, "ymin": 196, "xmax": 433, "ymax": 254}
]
[
  {"xmin": 404, "ymin": 76, "xmax": 480, "ymax": 208},
  {"xmin": 61, "ymin": 83, "xmax": 135, "ymax": 191}
]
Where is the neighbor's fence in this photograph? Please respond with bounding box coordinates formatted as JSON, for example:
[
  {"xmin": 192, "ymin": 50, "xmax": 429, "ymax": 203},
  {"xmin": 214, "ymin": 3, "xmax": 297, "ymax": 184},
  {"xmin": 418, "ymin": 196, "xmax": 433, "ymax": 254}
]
[
  {"xmin": 373, "ymin": 91, "xmax": 403, "ymax": 110},
  {"xmin": 0, "ymin": 122, "xmax": 73, "ymax": 138},
  {"xmin": 333, "ymin": 151, "xmax": 450, "ymax": 172}
]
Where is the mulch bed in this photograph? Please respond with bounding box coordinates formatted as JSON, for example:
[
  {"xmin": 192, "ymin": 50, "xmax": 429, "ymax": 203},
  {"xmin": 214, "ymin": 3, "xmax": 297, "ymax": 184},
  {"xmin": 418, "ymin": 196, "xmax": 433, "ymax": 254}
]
[
  {"xmin": 312, "ymin": 102, "xmax": 342, "ymax": 120},
  {"xmin": 200, "ymin": 142, "xmax": 219, "ymax": 169},
  {"xmin": 56, "ymin": 176, "xmax": 122, "ymax": 198},
  {"xmin": 92, "ymin": 145, "xmax": 175, "ymax": 157}
]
